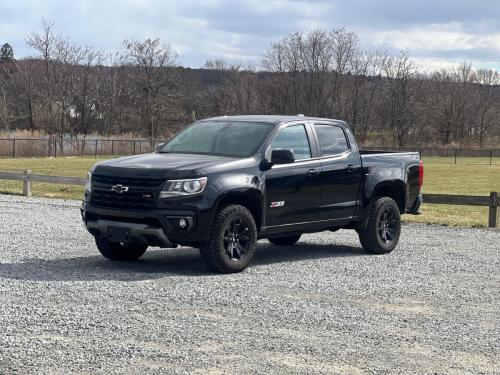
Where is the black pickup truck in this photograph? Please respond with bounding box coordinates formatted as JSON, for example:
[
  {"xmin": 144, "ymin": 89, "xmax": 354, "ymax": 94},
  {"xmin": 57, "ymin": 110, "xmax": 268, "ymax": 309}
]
[{"xmin": 82, "ymin": 115, "xmax": 423, "ymax": 273}]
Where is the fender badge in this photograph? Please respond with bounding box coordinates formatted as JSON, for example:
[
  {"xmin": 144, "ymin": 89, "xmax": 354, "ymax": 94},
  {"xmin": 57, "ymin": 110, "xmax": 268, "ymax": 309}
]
[{"xmin": 270, "ymin": 201, "xmax": 285, "ymax": 208}]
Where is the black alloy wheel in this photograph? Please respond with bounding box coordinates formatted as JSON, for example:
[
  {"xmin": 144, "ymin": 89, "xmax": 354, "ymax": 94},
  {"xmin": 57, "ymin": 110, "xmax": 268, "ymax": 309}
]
[
  {"xmin": 377, "ymin": 207, "xmax": 398, "ymax": 244},
  {"xmin": 223, "ymin": 217, "xmax": 252, "ymax": 261}
]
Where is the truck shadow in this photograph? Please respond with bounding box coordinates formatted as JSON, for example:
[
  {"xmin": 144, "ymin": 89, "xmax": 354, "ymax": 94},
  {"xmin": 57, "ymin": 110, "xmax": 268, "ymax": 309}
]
[{"xmin": 0, "ymin": 241, "xmax": 365, "ymax": 282}]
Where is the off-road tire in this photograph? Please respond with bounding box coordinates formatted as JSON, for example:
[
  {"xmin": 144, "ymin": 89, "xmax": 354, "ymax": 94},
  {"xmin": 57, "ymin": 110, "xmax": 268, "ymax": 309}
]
[
  {"xmin": 268, "ymin": 234, "xmax": 301, "ymax": 246},
  {"xmin": 199, "ymin": 204, "xmax": 257, "ymax": 273},
  {"xmin": 358, "ymin": 197, "xmax": 401, "ymax": 254},
  {"xmin": 95, "ymin": 237, "xmax": 148, "ymax": 261}
]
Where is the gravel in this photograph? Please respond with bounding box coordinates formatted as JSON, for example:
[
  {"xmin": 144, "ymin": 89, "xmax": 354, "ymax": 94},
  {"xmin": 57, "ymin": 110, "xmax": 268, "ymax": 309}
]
[{"xmin": 0, "ymin": 194, "xmax": 499, "ymax": 374}]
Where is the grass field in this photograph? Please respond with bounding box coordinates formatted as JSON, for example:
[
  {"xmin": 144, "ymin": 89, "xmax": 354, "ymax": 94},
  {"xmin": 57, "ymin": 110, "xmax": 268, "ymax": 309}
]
[
  {"xmin": 0, "ymin": 157, "xmax": 102, "ymax": 200},
  {"xmin": 0, "ymin": 156, "xmax": 499, "ymax": 227},
  {"xmin": 404, "ymin": 157, "xmax": 500, "ymax": 227}
]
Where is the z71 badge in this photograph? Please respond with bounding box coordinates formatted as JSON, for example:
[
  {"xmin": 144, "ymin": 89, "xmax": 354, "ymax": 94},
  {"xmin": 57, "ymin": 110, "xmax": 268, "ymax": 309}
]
[{"xmin": 270, "ymin": 201, "xmax": 285, "ymax": 208}]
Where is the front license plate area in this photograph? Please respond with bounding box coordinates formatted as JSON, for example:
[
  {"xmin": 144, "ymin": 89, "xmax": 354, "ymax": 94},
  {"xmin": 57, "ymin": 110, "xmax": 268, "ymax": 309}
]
[{"xmin": 107, "ymin": 226, "xmax": 130, "ymax": 243}]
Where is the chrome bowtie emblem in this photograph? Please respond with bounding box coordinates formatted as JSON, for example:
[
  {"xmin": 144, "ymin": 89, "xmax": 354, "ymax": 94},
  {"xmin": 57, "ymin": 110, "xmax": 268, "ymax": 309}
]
[{"xmin": 111, "ymin": 184, "xmax": 129, "ymax": 193}]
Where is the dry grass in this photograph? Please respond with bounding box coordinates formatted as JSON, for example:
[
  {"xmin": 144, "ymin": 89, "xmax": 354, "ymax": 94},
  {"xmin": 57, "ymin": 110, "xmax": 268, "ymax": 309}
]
[
  {"xmin": 0, "ymin": 156, "xmax": 499, "ymax": 227},
  {"xmin": 0, "ymin": 131, "xmax": 155, "ymax": 158}
]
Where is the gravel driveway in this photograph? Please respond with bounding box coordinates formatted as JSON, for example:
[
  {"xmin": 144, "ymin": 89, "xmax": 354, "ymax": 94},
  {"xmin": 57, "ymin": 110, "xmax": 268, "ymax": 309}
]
[{"xmin": 0, "ymin": 194, "xmax": 499, "ymax": 374}]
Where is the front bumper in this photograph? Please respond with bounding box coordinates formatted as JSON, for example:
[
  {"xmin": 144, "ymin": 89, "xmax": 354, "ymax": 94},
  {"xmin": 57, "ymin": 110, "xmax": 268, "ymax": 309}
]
[
  {"xmin": 81, "ymin": 201, "xmax": 213, "ymax": 246},
  {"xmin": 86, "ymin": 219, "xmax": 176, "ymax": 248}
]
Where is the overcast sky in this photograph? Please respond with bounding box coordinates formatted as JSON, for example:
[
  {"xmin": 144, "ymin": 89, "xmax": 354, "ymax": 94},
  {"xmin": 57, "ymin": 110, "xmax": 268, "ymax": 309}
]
[{"xmin": 1, "ymin": 0, "xmax": 499, "ymax": 71}]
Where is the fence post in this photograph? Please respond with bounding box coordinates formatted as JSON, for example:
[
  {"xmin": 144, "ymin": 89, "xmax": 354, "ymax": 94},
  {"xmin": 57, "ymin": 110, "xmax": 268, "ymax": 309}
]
[
  {"xmin": 490, "ymin": 150, "xmax": 493, "ymax": 165},
  {"xmin": 54, "ymin": 139, "xmax": 57, "ymax": 157},
  {"xmin": 111, "ymin": 140, "xmax": 114, "ymax": 155},
  {"xmin": 23, "ymin": 170, "xmax": 32, "ymax": 197},
  {"xmin": 454, "ymin": 149, "xmax": 457, "ymax": 164},
  {"xmin": 133, "ymin": 140, "xmax": 136, "ymax": 155},
  {"xmin": 95, "ymin": 139, "xmax": 98, "ymax": 158},
  {"xmin": 12, "ymin": 139, "xmax": 16, "ymax": 158},
  {"xmin": 489, "ymin": 192, "xmax": 498, "ymax": 228}
]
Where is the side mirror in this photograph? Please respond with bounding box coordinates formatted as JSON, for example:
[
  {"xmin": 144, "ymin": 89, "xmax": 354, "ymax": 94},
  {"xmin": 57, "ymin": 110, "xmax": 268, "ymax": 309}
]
[
  {"xmin": 271, "ymin": 149, "xmax": 295, "ymax": 165},
  {"xmin": 155, "ymin": 142, "xmax": 165, "ymax": 151}
]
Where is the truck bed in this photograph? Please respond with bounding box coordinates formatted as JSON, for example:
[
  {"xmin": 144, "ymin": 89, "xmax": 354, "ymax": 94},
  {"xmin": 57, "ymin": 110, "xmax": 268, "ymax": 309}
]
[
  {"xmin": 359, "ymin": 150, "xmax": 420, "ymax": 164},
  {"xmin": 359, "ymin": 149, "xmax": 420, "ymax": 156}
]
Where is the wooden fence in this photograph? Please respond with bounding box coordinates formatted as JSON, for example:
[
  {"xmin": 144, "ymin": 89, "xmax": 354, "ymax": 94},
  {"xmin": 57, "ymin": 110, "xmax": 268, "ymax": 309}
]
[
  {"xmin": 0, "ymin": 170, "xmax": 498, "ymax": 228},
  {"xmin": 0, "ymin": 170, "xmax": 87, "ymax": 196},
  {"xmin": 424, "ymin": 192, "xmax": 499, "ymax": 228}
]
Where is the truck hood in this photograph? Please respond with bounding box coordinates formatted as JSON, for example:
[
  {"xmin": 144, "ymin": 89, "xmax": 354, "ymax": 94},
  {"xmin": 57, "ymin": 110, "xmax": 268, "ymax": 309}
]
[{"xmin": 92, "ymin": 152, "xmax": 254, "ymax": 179}]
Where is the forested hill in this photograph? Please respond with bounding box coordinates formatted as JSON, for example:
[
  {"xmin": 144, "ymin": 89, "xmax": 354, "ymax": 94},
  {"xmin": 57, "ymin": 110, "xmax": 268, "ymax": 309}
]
[{"xmin": 1, "ymin": 28, "xmax": 499, "ymax": 147}]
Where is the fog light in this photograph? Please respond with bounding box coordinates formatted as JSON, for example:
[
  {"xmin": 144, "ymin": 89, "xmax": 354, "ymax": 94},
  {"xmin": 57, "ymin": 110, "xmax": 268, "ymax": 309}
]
[{"xmin": 179, "ymin": 218, "xmax": 188, "ymax": 229}]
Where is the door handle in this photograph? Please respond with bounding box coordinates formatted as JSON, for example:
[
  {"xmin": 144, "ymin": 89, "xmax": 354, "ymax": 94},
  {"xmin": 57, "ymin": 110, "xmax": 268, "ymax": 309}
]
[
  {"xmin": 346, "ymin": 165, "xmax": 356, "ymax": 173},
  {"xmin": 307, "ymin": 168, "xmax": 319, "ymax": 177}
]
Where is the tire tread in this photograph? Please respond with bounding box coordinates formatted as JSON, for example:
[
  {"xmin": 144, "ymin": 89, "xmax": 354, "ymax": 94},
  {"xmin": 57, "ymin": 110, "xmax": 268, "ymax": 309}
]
[
  {"xmin": 200, "ymin": 204, "xmax": 257, "ymax": 273},
  {"xmin": 358, "ymin": 197, "xmax": 400, "ymax": 254}
]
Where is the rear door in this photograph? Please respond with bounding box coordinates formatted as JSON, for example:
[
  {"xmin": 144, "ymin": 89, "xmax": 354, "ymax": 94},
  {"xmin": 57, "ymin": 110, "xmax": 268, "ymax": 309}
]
[
  {"xmin": 264, "ymin": 123, "xmax": 321, "ymax": 227},
  {"xmin": 311, "ymin": 122, "xmax": 362, "ymax": 220}
]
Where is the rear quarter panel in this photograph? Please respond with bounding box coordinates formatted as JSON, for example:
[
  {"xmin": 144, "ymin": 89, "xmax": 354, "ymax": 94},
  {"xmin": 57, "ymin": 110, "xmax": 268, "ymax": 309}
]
[{"xmin": 360, "ymin": 152, "xmax": 421, "ymax": 212}]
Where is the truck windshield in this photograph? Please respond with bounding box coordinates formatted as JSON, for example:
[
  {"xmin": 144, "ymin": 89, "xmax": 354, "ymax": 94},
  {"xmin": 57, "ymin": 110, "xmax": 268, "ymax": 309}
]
[{"xmin": 159, "ymin": 120, "xmax": 273, "ymax": 157}]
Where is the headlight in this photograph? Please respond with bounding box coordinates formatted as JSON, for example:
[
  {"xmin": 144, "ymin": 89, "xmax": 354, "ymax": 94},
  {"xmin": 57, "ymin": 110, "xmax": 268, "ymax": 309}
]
[
  {"xmin": 160, "ymin": 177, "xmax": 207, "ymax": 198},
  {"xmin": 85, "ymin": 172, "xmax": 92, "ymax": 193}
]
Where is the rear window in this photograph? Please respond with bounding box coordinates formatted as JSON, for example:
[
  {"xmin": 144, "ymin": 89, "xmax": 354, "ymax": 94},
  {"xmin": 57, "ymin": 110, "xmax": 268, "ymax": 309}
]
[{"xmin": 314, "ymin": 124, "xmax": 349, "ymax": 156}]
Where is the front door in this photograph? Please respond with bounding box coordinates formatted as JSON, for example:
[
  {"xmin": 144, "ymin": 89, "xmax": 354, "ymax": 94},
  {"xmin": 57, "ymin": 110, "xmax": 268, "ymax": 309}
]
[{"xmin": 265, "ymin": 124, "xmax": 321, "ymax": 227}]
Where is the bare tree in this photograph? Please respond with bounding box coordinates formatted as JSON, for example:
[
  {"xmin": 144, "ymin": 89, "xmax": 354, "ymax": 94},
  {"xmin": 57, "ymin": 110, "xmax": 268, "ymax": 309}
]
[
  {"xmin": 475, "ymin": 68, "xmax": 500, "ymax": 147},
  {"xmin": 0, "ymin": 59, "xmax": 37, "ymax": 130},
  {"xmin": 72, "ymin": 46, "xmax": 105, "ymax": 136},
  {"xmin": 328, "ymin": 28, "xmax": 358, "ymax": 117},
  {"xmin": 430, "ymin": 69, "xmax": 459, "ymax": 145},
  {"xmin": 203, "ymin": 59, "xmax": 260, "ymax": 116},
  {"xmin": 454, "ymin": 61, "xmax": 476, "ymax": 142},
  {"xmin": 344, "ymin": 48, "xmax": 386, "ymax": 140},
  {"xmin": 124, "ymin": 38, "xmax": 179, "ymax": 142},
  {"xmin": 96, "ymin": 52, "xmax": 126, "ymax": 136},
  {"xmin": 26, "ymin": 19, "xmax": 58, "ymax": 134},
  {"xmin": 356, "ymin": 50, "xmax": 387, "ymax": 143},
  {"xmin": 382, "ymin": 52, "xmax": 422, "ymax": 146}
]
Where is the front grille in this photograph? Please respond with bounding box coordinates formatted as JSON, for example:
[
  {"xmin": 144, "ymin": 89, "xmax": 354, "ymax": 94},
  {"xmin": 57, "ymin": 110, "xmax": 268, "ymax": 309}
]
[
  {"xmin": 91, "ymin": 174, "xmax": 165, "ymax": 210},
  {"xmin": 91, "ymin": 190, "xmax": 156, "ymax": 210},
  {"xmin": 92, "ymin": 175, "xmax": 164, "ymax": 189}
]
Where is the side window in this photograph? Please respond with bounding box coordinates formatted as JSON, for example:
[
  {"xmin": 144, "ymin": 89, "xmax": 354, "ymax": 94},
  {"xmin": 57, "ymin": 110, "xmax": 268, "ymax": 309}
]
[
  {"xmin": 271, "ymin": 124, "xmax": 311, "ymax": 161},
  {"xmin": 314, "ymin": 124, "xmax": 349, "ymax": 156}
]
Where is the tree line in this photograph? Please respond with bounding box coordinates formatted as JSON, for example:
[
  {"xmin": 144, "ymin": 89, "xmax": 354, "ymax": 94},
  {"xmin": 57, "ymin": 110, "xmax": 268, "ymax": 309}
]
[{"xmin": 0, "ymin": 21, "xmax": 499, "ymax": 147}]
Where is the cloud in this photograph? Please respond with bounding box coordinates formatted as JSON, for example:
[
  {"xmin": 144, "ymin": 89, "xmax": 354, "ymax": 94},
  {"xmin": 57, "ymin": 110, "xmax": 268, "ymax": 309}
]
[{"xmin": 0, "ymin": 0, "xmax": 498, "ymax": 71}]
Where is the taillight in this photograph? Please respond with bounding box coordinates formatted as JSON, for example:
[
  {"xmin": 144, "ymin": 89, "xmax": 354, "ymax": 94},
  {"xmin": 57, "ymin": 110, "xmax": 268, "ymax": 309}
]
[{"xmin": 418, "ymin": 159, "xmax": 424, "ymax": 189}]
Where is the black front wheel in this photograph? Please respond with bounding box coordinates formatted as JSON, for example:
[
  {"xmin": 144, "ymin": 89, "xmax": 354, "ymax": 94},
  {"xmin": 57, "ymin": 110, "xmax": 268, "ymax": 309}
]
[
  {"xmin": 95, "ymin": 237, "xmax": 148, "ymax": 261},
  {"xmin": 358, "ymin": 197, "xmax": 401, "ymax": 254},
  {"xmin": 200, "ymin": 204, "xmax": 257, "ymax": 273}
]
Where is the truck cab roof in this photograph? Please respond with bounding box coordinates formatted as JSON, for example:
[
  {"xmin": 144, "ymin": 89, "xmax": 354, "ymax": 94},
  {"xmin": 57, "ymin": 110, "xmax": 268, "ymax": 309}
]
[{"xmin": 202, "ymin": 115, "xmax": 348, "ymax": 126}]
